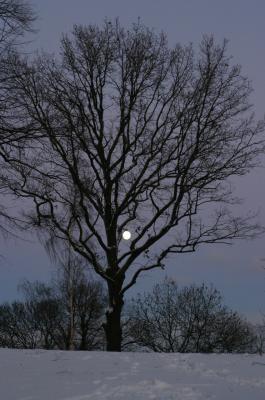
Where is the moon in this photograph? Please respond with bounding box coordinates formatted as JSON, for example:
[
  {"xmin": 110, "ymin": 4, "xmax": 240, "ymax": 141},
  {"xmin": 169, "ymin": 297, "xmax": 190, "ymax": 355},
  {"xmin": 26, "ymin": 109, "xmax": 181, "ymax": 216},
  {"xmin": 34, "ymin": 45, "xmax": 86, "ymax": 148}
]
[{"xmin": 122, "ymin": 230, "xmax": 131, "ymax": 240}]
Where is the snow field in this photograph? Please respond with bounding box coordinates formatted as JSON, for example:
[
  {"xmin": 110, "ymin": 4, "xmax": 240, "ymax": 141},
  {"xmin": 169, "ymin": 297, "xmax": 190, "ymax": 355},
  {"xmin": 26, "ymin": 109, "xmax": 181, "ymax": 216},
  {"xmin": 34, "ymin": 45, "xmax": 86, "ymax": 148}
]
[{"xmin": 0, "ymin": 349, "xmax": 265, "ymax": 399}]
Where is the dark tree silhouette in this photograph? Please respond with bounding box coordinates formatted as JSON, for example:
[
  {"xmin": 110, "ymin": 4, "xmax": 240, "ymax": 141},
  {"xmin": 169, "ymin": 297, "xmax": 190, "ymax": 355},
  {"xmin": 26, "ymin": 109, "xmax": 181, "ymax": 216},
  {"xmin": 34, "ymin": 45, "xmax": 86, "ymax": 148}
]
[
  {"xmin": 50, "ymin": 248, "xmax": 107, "ymax": 350},
  {"xmin": 74, "ymin": 277, "xmax": 107, "ymax": 350},
  {"xmin": 125, "ymin": 279, "xmax": 255, "ymax": 353},
  {"xmin": 0, "ymin": 301, "xmax": 40, "ymax": 348},
  {"xmin": 0, "ymin": 275, "xmax": 106, "ymax": 350},
  {"xmin": 17, "ymin": 280, "xmax": 64, "ymax": 350},
  {"xmin": 0, "ymin": 0, "xmax": 35, "ymax": 51},
  {"xmin": 0, "ymin": 0, "xmax": 35, "ymax": 237},
  {"xmin": 0, "ymin": 21, "xmax": 264, "ymax": 350},
  {"xmin": 18, "ymin": 261, "xmax": 107, "ymax": 350}
]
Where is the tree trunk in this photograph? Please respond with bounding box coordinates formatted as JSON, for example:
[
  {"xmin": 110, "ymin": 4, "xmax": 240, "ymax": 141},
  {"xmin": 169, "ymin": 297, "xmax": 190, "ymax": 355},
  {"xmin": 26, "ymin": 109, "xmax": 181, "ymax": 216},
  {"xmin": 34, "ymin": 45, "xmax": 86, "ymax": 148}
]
[
  {"xmin": 68, "ymin": 289, "xmax": 75, "ymax": 350},
  {"xmin": 79, "ymin": 329, "xmax": 88, "ymax": 350},
  {"xmin": 103, "ymin": 289, "xmax": 124, "ymax": 351}
]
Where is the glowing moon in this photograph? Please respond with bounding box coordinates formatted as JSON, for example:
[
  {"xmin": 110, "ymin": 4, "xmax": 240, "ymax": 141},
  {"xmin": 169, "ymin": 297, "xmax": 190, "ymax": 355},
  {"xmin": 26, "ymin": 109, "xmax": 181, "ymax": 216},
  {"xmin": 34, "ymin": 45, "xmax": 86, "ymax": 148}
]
[{"xmin": 122, "ymin": 230, "xmax": 131, "ymax": 240}]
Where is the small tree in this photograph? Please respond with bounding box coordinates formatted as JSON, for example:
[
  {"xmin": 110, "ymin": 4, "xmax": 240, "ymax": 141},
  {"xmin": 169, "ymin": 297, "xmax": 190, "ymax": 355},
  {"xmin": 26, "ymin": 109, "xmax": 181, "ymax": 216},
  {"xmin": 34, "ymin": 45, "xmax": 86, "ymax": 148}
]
[
  {"xmin": 51, "ymin": 248, "xmax": 107, "ymax": 350},
  {"xmin": 0, "ymin": 301, "xmax": 40, "ymax": 348},
  {"xmin": 1, "ymin": 21, "xmax": 264, "ymax": 351},
  {"xmin": 18, "ymin": 280, "xmax": 64, "ymax": 349},
  {"xmin": 125, "ymin": 279, "xmax": 255, "ymax": 353},
  {"xmin": 74, "ymin": 277, "xmax": 106, "ymax": 350},
  {"xmin": 19, "ymin": 262, "xmax": 107, "ymax": 350},
  {"xmin": 53, "ymin": 248, "xmax": 86, "ymax": 350}
]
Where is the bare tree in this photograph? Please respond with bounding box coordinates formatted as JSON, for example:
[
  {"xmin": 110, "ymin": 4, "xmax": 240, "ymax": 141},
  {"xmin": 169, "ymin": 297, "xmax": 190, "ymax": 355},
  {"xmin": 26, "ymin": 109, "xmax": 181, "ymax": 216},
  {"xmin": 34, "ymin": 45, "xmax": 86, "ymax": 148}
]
[
  {"xmin": 0, "ymin": 301, "xmax": 40, "ymax": 348},
  {"xmin": 0, "ymin": 0, "xmax": 35, "ymax": 238},
  {"xmin": 0, "ymin": 20, "xmax": 264, "ymax": 351},
  {"xmin": 0, "ymin": 0, "xmax": 36, "ymax": 147},
  {"xmin": 0, "ymin": 0, "xmax": 35, "ymax": 51},
  {"xmin": 125, "ymin": 279, "xmax": 255, "ymax": 353},
  {"xmin": 53, "ymin": 248, "xmax": 85, "ymax": 350},
  {"xmin": 18, "ymin": 280, "xmax": 64, "ymax": 349},
  {"xmin": 19, "ymin": 259, "xmax": 107, "ymax": 350},
  {"xmin": 50, "ymin": 247, "xmax": 107, "ymax": 350},
  {"xmin": 75, "ymin": 277, "xmax": 107, "ymax": 350}
]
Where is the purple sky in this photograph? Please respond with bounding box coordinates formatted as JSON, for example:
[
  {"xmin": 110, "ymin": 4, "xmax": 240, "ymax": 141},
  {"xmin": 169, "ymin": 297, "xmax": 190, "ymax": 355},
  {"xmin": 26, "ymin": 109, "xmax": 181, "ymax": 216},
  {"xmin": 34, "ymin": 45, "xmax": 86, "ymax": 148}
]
[{"xmin": 1, "ymin": 0, "xmax": 265, "ymax": 322}]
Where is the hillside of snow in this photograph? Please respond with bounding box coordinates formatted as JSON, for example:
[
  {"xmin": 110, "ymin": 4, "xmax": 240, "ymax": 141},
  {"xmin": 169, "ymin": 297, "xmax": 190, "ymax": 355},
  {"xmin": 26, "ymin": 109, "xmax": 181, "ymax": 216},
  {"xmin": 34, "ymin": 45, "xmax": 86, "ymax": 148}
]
[{"xmin": 0, "ymin": 349, "xmax": 265, "ymax": 399}]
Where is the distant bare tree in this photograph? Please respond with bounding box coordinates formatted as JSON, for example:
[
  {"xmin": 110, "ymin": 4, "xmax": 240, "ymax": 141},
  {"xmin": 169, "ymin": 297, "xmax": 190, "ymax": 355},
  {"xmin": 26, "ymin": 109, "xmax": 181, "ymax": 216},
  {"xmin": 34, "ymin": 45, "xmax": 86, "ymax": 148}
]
[
  {"xmin": 75, "ymin": 278, "xmax": 106, "ymax": 350},
  {"xmin": 50, "ymin": 247, "xmax": 107, "ymax": 350},
  {"xmin": 125, "ymin": 279, "xmax": 255, "ymax": 353},
  {"xmin": 19, "ymin": 258, "xmax": 107, "ymax": 350},
  {"xmin": 53, "ymin": 248, "xmax": 85, "ymax": 350},
  {"xmin": 1, "ymin": 20, "xmax": 264, "ymax": 350},
  {"xmin": 0, "ymin": 301, "xmax": 40, "ymax": 348},
  {"xmin": 18, "ymin": 281, "xmax": 63, "ymax": 349}
]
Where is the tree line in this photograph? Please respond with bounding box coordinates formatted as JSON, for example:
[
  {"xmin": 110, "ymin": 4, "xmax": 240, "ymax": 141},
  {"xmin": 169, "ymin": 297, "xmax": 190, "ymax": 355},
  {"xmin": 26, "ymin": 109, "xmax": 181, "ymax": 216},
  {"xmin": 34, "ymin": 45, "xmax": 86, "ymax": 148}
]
[{"xmin": 0, "ymin": 259, "xmax": 264, "ymax": 353}]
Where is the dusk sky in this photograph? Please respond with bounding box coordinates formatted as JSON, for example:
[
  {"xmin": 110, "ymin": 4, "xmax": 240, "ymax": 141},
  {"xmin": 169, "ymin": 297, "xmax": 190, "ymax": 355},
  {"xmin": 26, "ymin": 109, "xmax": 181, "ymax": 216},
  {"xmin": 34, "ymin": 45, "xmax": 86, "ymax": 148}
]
[{"xmin": 1, "ymin": 0, "xmax": 265, "ymax": 323}]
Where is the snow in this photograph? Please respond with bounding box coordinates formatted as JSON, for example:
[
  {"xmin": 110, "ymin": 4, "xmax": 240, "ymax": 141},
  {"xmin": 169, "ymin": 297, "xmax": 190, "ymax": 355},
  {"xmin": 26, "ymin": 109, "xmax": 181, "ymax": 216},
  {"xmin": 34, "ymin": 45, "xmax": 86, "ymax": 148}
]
[{"xmin": 0, "ymin": 349, "xmax": 265, "ymax": 399}]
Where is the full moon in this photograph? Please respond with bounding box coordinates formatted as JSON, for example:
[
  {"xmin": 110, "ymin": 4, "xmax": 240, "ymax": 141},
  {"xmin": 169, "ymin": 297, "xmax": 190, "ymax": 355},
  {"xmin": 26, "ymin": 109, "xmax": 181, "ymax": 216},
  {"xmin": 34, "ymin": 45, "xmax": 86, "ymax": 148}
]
[{"xmin": 122, "ymin": 230, "xmax": 131, "ymax": 240}]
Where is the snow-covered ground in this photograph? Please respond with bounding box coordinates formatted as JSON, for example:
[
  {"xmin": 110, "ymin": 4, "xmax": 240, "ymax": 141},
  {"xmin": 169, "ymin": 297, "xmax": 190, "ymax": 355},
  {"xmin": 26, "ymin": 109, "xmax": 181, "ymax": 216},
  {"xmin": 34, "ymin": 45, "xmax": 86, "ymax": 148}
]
[{"xmin": 0, "ymin": 349, "xmax": 265, "ymax": 399}]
